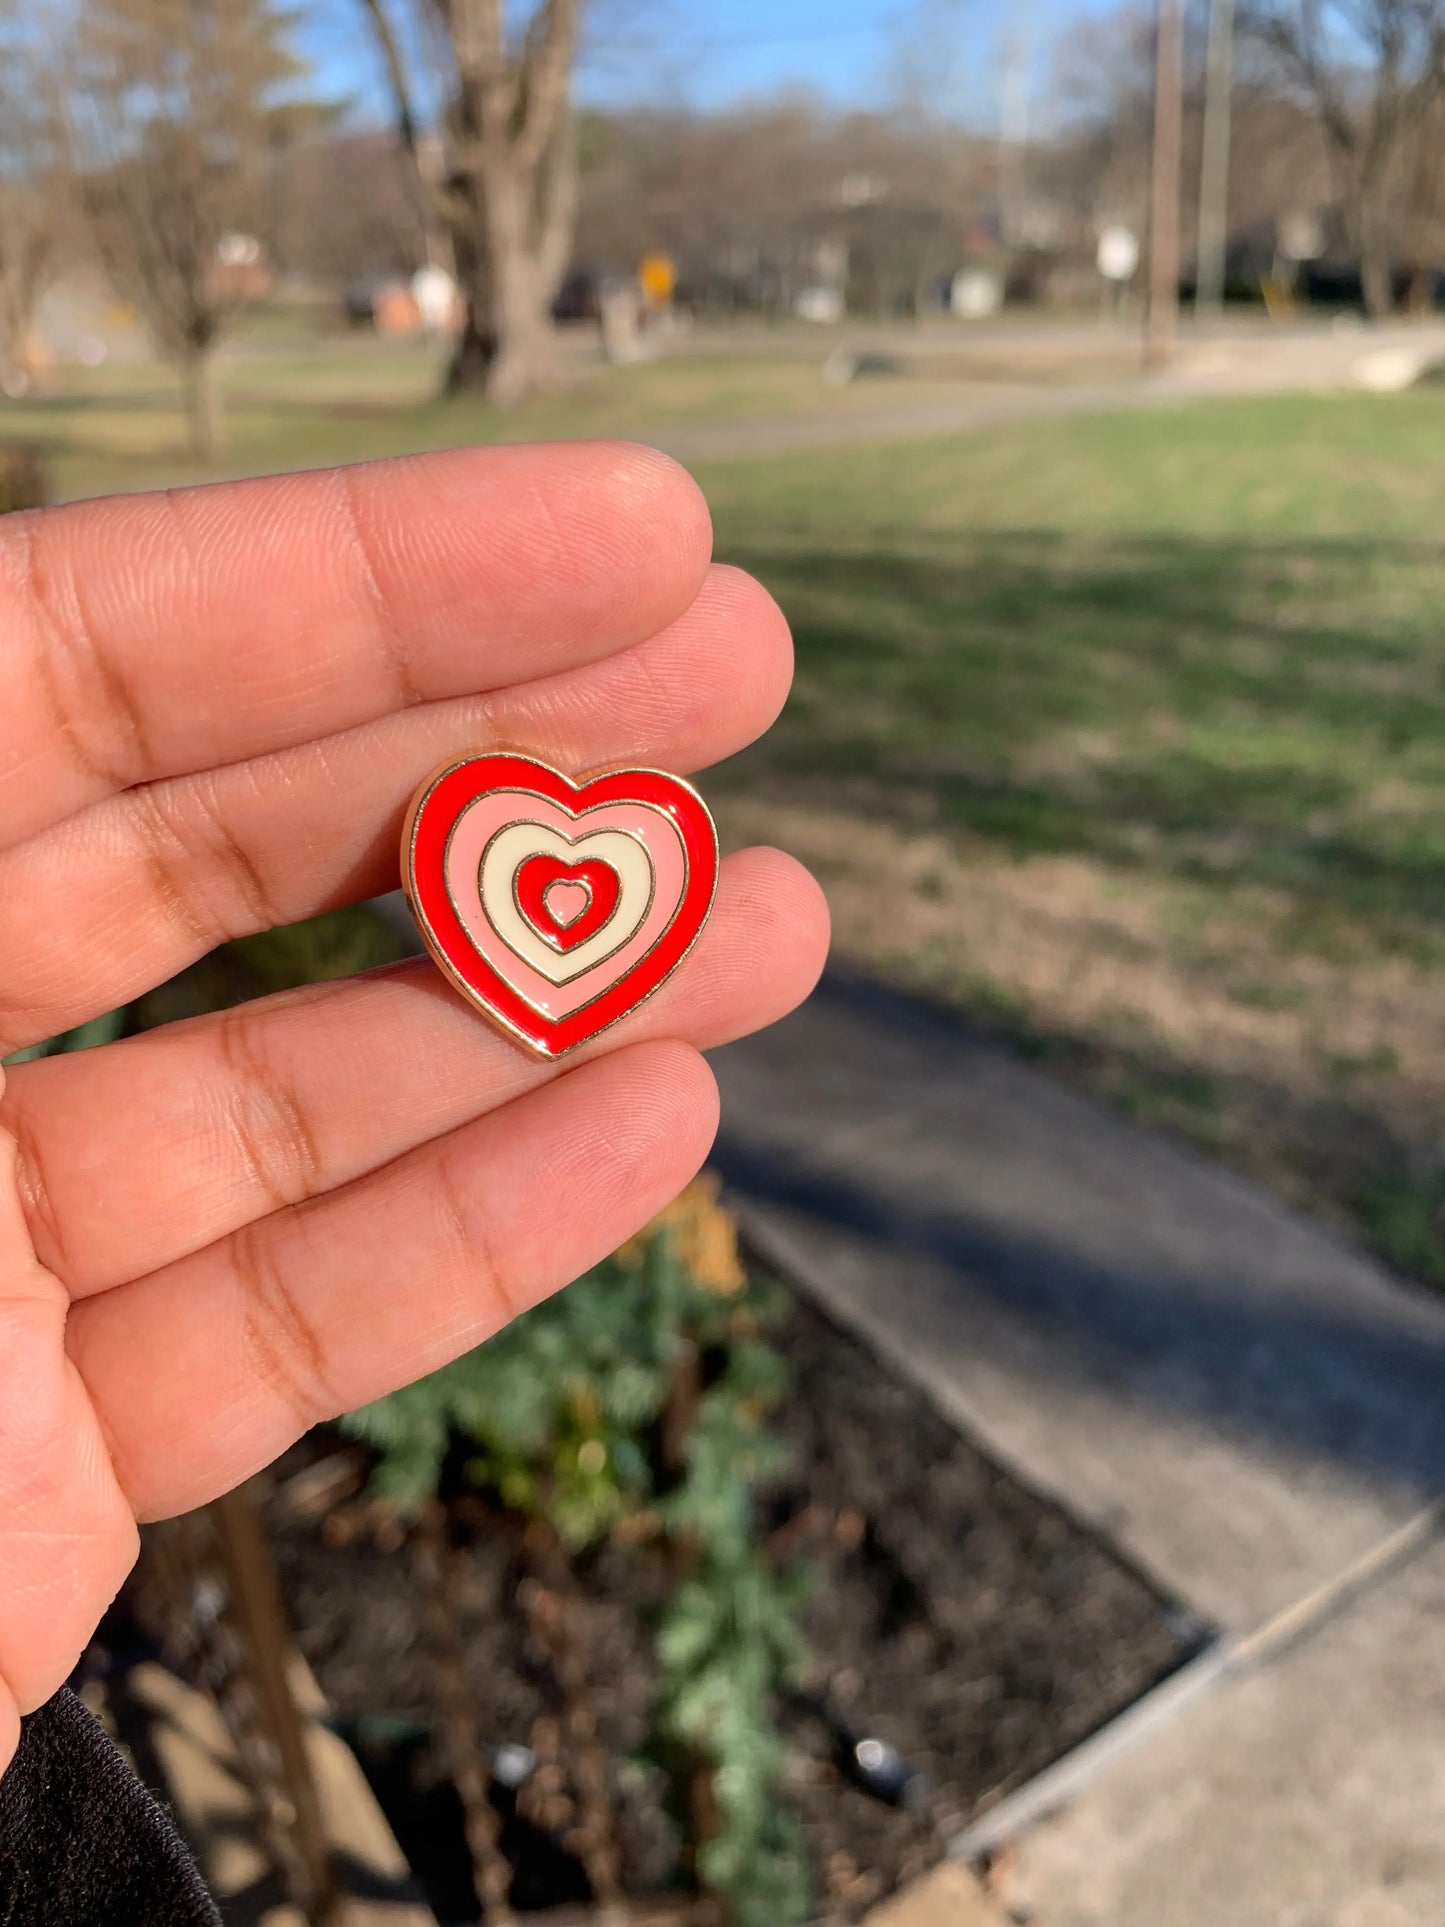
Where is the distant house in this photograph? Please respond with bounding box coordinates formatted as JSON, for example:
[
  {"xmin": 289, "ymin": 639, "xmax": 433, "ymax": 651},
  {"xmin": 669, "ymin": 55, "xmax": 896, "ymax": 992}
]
[{"xmin": 210, "ymin": 233, "xmax": 272, "ymax": 302}]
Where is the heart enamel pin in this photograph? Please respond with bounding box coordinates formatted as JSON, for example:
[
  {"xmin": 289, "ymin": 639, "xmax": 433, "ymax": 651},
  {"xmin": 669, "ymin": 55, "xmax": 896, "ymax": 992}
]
[{"xmin": 401, "ymin": 753, "xmax": 719, "ymax": 1058}]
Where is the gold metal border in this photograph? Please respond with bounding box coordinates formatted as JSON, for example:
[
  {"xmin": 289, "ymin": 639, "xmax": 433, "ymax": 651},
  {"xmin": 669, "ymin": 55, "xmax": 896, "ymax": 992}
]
[{"xmin": 399, "ymin": 753, "xmax": 719, "ymax": 1059}]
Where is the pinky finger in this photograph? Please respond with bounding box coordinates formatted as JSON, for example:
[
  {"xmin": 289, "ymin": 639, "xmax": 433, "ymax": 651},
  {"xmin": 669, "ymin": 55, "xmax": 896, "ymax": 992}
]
[{"xmin": 67, "ymin": 1041, "xmax": 720, "ymax": 1521}]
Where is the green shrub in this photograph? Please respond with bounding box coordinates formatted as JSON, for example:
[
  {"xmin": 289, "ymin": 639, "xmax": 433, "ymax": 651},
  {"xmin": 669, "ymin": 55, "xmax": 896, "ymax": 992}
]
[
  {"xmin": 345, "ymin": 1179, "xmax": 813, "ymax": 1926},
  {"xmin": 19, "ymin": 905, "xmax": 813, "ymax": 1921}
]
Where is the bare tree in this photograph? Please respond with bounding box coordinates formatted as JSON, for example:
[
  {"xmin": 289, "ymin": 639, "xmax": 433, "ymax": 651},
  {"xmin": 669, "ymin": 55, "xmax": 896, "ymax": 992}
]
[
  {"xmin": 571, "ymin": 99, "xmax": 992, "ymax": 319},
  {"xmin": 1223, "ymin": 78, "xmax": 1332, "ymax": 248},
  {"xmin": 1041, "ymin": 4, "xmax": 1160, "ymax": 241},
  {"xmin": 268, "ymin": 130, "xmax": 430, "ymax": 287},
  {"xmin": 1398, "ymin": 91, "xmax": 1445, "ymax": 301},
  {"xmin": 0, "ymin": 6, "xmax": 61, "ymax": 394},
  {"xmin": 358, "ymin": 0, "xmax": 584, "ymax": 402},
  {"xmin": 0, "ymin": 179, "xmax": 55, "ymax": 402},
  {"xmin": 888, "ymin": 0, "xmax": 975, "ymax": 124},
  {"xmin": 1244, "ymin": 0, "xmax": 1445, "ymax": 314},
  {"xmin": 64, "ymin": 0, "xmax": 313, "ymax": 458}
]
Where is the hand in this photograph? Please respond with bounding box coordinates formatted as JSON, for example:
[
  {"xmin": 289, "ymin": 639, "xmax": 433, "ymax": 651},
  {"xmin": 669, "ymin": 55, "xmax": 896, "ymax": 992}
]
[{"xmin": 0, "ymin": 444, "xmax": 829, "ymax": 1774}]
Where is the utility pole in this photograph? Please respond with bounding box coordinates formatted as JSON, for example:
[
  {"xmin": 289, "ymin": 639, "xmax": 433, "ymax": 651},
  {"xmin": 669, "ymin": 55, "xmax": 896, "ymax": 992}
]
[
  {"xmin": 1195, "ymin": 0, "xmax": 1235, "ymax": 315},
  {"xmin": 997, "ymin": 22, "xmax": 1030, "ymax": 248},
  {"xmin": 1145, "ymin": 0, "xmax": 1184, "ymax": 367}
]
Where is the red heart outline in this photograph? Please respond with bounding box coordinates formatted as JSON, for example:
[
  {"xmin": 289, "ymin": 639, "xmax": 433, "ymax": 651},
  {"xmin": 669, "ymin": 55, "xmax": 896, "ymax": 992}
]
[
  {"xmin": 514, "ymin": 853, "xmax": 621, "ymax": 952},
  {"xmin": 403, "ymin": 754, "xmax": 719, "ymax": 1057}
]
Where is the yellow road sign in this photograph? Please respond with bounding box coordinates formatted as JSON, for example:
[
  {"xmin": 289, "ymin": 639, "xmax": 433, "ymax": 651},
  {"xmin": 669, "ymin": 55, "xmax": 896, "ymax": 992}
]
[{"xmin": 639, "ymin": 253, "xmax": 676, "ymax": 304}]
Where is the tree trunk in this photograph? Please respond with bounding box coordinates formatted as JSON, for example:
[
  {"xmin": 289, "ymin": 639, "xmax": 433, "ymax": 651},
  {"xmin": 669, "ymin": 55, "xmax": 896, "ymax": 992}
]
[
  {"xmin": 444, "ymin": 138, "xmax": 573, "ymax": 405},
  {"xmin": 1405, "ymin": 264, "xmax": 1436, "ymax": 313},
  {"xmin": 450, "ymin": 254, "xmax": 561, "ymax": 403},
  {"xmin": 445, "ymin": 280, "xmax": 559, "ymax": 402},
  {"xmin": 1344, "ymin": 163, "xmax": 1396, "ymax": 320},
  {"xmin": 182, "ymin": 346, "xmax": 226, "ymax": 460},
  {"xmin": 488, "ymin": 248, "xmax": 560, "ymax": 404},
  {"xmin": 1360, "ymin": 233, "xmax": 1395, "ymax": 317},
  {"xmin": 445, "ymin": 300, "xmax": 498, "ymax": 394},
  {"xmin": 0, "ymin": 275, "xmax": 27, "ymax": 393},
  {"xmin": 0, "ymin": 229, "xmax": 51, "ymax": 397},
  {"xmin": 449, "ymin": 253, "xmax": 561, "ymax": 403}
]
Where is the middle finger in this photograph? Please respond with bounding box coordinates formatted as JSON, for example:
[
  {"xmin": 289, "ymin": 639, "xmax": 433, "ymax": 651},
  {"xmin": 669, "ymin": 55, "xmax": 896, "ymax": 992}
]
[{"xmin": 0, "ymin": 565, "xmax": 791, "ymax": 1056}]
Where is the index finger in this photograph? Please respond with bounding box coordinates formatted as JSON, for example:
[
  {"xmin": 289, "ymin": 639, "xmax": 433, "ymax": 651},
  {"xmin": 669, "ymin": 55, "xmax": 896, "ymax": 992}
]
[{"xmin": 0, "ymin": 443, "xmax": 713, "ymax": 852}]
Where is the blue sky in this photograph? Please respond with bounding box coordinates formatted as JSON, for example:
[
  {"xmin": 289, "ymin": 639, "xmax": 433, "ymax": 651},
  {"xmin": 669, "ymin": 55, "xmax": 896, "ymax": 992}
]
[
  {"xmin": 300, "ymin": 0, "xmax": 1120, "ymax": 131},
  {"xmin": 590, "ymin": 0, "xmax": 1123, "ymax": 116}
]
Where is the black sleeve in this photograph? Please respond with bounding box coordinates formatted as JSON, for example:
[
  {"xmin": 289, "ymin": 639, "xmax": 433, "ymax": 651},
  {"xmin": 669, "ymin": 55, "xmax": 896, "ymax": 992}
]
[{"xmin": 0, "ymin": 1688, "xmax": 220, "ymax": 1927}]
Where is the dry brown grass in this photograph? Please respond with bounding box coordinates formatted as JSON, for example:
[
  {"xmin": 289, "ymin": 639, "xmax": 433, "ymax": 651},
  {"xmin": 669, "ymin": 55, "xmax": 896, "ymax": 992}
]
[{"xmin": 719, "ymin": 793, "xmax": 1444, "ymax": 1235}]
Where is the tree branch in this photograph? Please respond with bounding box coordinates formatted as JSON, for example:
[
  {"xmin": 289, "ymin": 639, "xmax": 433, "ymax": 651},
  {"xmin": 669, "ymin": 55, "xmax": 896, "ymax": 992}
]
[
  {"xmin": 514, "ymin": 0, "xmax": 581, "ymax": 174},
  {"xmin": 359, "ymin": 0, "xmax": 423, "ymax": 157},
  {"xmin": 537, "ymin": 103, "xmax": 578, "ymax": 293},
  {"xmin": 450, "ymin": 0, "xmax": 516, "ymax": 143},
  {"xmin": 358, "ymin": 0, "xmax": 470, "ymax": 224},
  {"xmin": 1245, "ymin": 0, "xmax": 1360, "ymax": 152}
]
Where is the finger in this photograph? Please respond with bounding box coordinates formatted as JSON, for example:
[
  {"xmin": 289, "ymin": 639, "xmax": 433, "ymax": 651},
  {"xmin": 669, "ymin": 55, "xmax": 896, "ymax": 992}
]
[
  {"xmin": 67, "ymin": 1041, "xmax": 720, "ymax": 1520},
  {"xmin": 0, "ymin": 565, "xmax": 791, "ymax": 1055},
  {"xmin": 0, "ymin": 444, "xmax": 712, "ymax": 852},
  {"xmin": 7, "ymin": 848, "xmax": 827, "ymax": 1298},
  {"xmin": 0, "ymin": 1100, "xmax": 137, "ymax": 1726}
]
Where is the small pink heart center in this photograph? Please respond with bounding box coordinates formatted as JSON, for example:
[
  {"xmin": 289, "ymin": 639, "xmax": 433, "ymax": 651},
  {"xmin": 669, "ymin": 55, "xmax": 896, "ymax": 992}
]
[{"xmin": 543, "ymin": 879, "xmax": 591, "ymax": 928}]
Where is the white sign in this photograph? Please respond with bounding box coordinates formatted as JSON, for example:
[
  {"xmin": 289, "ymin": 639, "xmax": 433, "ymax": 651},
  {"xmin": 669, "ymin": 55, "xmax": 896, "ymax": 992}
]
[
  {"xmin": 950, "ymin": 268, "xmax": 1003, "ymax": 319},
  {"xmin": 795, "ymin": 286, "xmax": 845, "ymax": 324},
  {"xmin": 1277, "ymin": 212, "xmax": 1325, "ymax": 262},
  {"xmin": 216, "ymin": 231, "xmax": 262, "ymax": 268},
  {"xmin": 411, "ymin": 265, "xmax": 456, "ymax": 330},
  {"xmin": 1096, "ymin": 226, "xmax": 1139, "ymax": 283}
]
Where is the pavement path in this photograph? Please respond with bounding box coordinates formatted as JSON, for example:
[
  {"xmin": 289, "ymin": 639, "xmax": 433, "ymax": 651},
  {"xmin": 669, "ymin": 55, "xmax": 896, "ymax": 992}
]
[
  {"xmin": 651, "ymin": 320, "xmax": 1445, "ymax": 462},
  {"xmin": 708, "ymin": 969, "xmax": 1445, "ymax": 1924},
  {"xmin": 711, "ymin": 970, "xmax": 1445, "ymax": 1631},
  {"xmin": 375, "ymin": 876, "xmax": 1445, "ymax": 1915},
  {"xmin": 1008, "ymin": 1529, "xmax": 1445, "ymax": 1927}
]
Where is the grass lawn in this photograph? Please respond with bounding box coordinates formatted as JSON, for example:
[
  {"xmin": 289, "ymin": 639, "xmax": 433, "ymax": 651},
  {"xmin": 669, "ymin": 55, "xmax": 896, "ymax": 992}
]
[
  {"xmin": 1, "ymin": 332, "xmax": 975, "ymax": 501},
  {"xmin": 699, "ymin": 392, "xmax": 1445, "ymax": 1288},
  {"xmin": 9, "ymin": 348, "xmax": 1445, "ymax": 1289}
]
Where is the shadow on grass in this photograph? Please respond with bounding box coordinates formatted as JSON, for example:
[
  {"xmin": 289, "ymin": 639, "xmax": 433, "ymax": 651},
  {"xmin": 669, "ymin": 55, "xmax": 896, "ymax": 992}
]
[
  {"xmin": 723, "ymin": 527, "xmax": 1445, "ymax": 944},
  {"xmin": 716, "ymin": 521, "xmax": 1445, "ymax": 1302}
]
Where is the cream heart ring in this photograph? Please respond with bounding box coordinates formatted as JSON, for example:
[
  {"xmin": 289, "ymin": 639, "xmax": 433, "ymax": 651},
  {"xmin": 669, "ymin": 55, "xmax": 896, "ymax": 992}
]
[{"xmin": 401, "ymin": 752, "xmax": 719, "ymax": 1058}]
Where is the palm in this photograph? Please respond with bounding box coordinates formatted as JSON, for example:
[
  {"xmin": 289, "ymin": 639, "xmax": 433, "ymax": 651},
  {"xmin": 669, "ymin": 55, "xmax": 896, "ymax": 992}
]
[{"xmin": 0, "ymin": 445, "xmax": 827, "ymax": 1773}]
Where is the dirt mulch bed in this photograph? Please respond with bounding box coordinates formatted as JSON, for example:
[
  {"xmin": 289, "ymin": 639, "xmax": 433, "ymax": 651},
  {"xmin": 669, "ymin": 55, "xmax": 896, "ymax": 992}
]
[
  {"xmin": 118, "ymin": 1284, "xmax": 1190, "ymax": 1922},
  {"xmin": 767, "ymin": 1295, "xmax": 1191, "ymax": 1909}
]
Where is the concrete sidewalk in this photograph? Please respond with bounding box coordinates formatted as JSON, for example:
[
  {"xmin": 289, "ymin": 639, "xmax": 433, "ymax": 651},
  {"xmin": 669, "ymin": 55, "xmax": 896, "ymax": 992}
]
[
  {"xmin": 1009, "ymin": 1531, "xmax": 1445, "ymax": 1927},
  {"xmin": 709, "ymin": 970, "xmax": 1445, "ymax": 1922},
  {"xmin": 653, "ymin": 320, "xmax": 1445, "ymax": 463}
]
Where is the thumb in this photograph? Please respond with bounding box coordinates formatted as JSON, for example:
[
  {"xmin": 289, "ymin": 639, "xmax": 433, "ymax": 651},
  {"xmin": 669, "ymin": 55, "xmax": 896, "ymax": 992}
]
[
  {"xmin": 0, "ymin": 1101, "xmax": 137, "ymax": 1778},
  {"xmin": 0, "ymin": 1678, "xmax": 16, "ymax": 1783}
]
